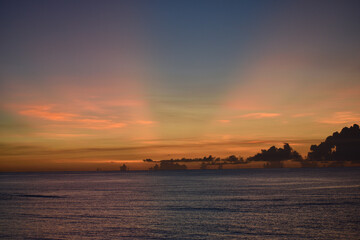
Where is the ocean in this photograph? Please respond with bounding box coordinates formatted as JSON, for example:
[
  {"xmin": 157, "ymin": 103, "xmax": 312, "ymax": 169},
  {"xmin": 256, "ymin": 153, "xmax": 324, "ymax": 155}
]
[{"xmin": 1, "ymin": 168, "xmax": 359, "ymax": 239}]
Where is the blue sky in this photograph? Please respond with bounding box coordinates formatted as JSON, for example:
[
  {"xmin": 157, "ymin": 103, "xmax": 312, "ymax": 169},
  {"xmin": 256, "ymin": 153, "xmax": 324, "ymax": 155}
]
[{"xmin": 0, "ymin": 0, "xmax": 359, "ymax": 171}]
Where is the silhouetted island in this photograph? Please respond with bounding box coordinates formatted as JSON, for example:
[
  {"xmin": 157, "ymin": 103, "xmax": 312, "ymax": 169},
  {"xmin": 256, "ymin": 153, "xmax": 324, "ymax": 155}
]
[
  {"xmin": 308, "ymin": 124, "xmax": 360, "ymax": 162},
  {"xmin": 149, "ymin": 161, "xmax": 187, "ymax": 171},
  {"xmin": 144, "ymin": 124, "xmax": 360, "ymax": 170},
  {"xmin": 247, "ymin": 143, "xmax": 302, "ymax": 168},
  {"xmin": 145, "ymin": 155, "xmax": 246, "ymax": 171}
]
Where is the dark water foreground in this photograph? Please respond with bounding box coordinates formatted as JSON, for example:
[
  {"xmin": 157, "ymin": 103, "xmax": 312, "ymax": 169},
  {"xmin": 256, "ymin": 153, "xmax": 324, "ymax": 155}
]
[{"xmin": 0, "ymin": 168, "xmax": 359, "ymax": 239}]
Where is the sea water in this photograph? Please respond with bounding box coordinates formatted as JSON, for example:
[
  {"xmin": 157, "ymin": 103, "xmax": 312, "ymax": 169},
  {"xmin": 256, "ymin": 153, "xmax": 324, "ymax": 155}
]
[{"xmin": 0, "ymin": 168, "xmax": 359, "ymax": 239}]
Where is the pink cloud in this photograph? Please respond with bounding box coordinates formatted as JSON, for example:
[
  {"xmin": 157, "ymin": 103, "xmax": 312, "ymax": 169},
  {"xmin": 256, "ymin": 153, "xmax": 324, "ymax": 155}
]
[
  {"xmin": 19, "ymin": 106, "xmax": 78, "ymax": 121},
  {"xmin": 135, "ymin": 120, "xmax": 156, "ymax": 125},
  {"xmin": 78, "ymin": 119, "xmax": 109, "ymax": 124},
  {"xmin": 17, "ymin": 105, "xmax": 127, "ymax": 129},
  {"xmin": 18, "ymin": 105, "xmax": 156, "ymax": 130},
  {"xmin": 18, "ymin": 105, "xmax": 154, "ymax": 130},
  {"xmin": 36, "ymin": 133, "xmax": 93, "ymax": 138},
  {"xmin": 237, "ymin": 112, "xmax": 281, "ymax": 119},
  {"xmin": 76, "ymin": 119, "xmax": 127, "ymax": 129},
  {"xmin": 292, "ymin": 113, "xmax": 314, "ymax": 118},
  {"xmin": 317, "ymin": 112, "xmax": 360, "ymax": 124},
  {"xmin": 217, "ymin": 120, "xmax": 231, "ymax": 123},
  {"xmin": 84, "ymin": 122, "xmax": 127, "ymax": 130}
]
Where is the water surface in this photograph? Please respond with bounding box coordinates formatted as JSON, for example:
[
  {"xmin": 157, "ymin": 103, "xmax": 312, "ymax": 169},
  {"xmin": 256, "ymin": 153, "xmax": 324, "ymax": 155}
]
[{"xmin": 1, "ymin": 168, "xmax": 359, "ymax": 239}]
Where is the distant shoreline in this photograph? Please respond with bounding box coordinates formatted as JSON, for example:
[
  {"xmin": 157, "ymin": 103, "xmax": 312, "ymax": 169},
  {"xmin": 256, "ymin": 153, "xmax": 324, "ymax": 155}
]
[{"xmin": 1, "ymin": 163, "xmax": 359, "ymax": 174}]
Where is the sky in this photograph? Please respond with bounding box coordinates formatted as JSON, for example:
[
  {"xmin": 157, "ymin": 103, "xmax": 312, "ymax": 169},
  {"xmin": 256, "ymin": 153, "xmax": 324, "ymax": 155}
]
[{"xmin": 1, "ymin": 0, "xmax": 360, "ymax": 171}]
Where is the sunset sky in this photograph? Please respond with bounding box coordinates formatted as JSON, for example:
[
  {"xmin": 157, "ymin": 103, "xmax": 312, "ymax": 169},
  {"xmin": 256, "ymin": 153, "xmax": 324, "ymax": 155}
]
[{"xmin": 1, "ymin": 0, "xmax": 359, "ymax": 171}]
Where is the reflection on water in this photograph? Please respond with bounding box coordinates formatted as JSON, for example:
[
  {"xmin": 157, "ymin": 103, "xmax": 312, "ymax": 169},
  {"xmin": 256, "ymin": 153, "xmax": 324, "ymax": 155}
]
[{"xmin": 0, "ymin": 168, "xmax": 359, "ymax": 239}]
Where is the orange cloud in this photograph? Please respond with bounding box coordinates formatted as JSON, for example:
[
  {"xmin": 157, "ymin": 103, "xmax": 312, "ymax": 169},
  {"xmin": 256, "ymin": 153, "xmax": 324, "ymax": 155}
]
[
  {"xmin": 36, "ymin": 133, "xmax": 93, "ymax": 138},
  {"xmin": 16, "ymin": 105, "xmax": 158, "ymax": 130},
  {"xmin": 19, "ymin": 106, "xmax": 78, "ymax": 121},
  {"xmin": 217, "ymin": 120, "xmax": 230, "ymax": 123},
  {"xmin": 78, "ymin": 119, "xmax": 109, "ymax": 124},
  {"xmin": 77, "ymin": 119, "xmax": 127, "ymax": 129},
  {"xmin": 135, "ymin": 120, "xmax": 156, "ymax": 125},
  {"xmin": 17, "ymin": 105, "xmax": 128, "ymax": 129},
  {"xmin": 237, "ymin": 112, "xmax": 281, "ymax": 119},
  {"xmin": 292, "ymin": 113, "xmax": 314, "ymax": 118},
  {"xmin": 318, "ymin": 112, "xmax": 360, "ymax": 124}
]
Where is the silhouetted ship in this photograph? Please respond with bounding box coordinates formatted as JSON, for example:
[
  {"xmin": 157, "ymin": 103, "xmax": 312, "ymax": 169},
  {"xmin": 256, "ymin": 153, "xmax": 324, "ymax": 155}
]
[{"xmin": 120, "ymin": 164, "xmax": 128, "ymax": 172}]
